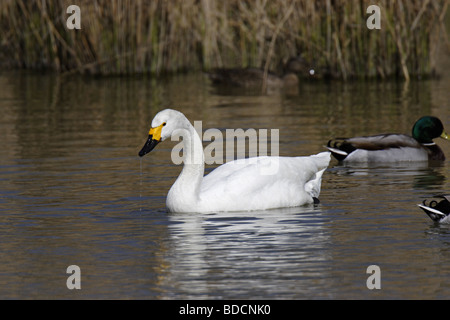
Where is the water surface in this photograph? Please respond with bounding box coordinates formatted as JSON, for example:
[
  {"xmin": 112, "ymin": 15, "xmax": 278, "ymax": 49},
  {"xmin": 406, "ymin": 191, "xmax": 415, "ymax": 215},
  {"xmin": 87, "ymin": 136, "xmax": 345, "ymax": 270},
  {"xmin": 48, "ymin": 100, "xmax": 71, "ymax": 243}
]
[{"xmin": 0, "ymin": 71, "xmax": 449, "ymax": 299}]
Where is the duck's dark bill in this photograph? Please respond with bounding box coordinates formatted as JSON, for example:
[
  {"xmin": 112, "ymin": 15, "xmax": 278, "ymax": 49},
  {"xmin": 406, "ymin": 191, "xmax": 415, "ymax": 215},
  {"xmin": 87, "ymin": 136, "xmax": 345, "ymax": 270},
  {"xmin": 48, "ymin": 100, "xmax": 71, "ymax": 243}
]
[{"xmin": 139, "ymin": 135, "xmax": 160, "ymax": 157}]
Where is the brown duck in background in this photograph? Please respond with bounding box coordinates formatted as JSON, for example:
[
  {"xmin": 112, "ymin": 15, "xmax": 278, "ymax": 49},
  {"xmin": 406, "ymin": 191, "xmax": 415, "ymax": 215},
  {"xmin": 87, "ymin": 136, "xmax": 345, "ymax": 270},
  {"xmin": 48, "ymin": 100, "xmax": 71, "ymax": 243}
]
[{"xmin": 207, "ymin": 56, "xmax": 314, "ymax": 89}]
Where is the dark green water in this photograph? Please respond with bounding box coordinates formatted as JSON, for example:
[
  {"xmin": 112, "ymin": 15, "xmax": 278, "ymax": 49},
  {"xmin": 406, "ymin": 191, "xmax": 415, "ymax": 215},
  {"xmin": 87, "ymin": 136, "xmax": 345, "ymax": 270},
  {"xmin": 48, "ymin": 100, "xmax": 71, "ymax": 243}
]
[{"xmin": 0, "ymin": 71, "xmax": 449, "ymax": 299}]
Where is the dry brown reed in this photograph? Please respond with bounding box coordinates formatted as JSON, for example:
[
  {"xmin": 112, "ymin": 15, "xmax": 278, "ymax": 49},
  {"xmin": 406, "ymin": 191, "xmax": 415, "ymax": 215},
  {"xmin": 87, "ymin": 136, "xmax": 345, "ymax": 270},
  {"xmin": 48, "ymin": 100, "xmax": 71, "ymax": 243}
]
[{"xmin": 0, "ymin": 0, "xmax": 448, "ymax": 79}]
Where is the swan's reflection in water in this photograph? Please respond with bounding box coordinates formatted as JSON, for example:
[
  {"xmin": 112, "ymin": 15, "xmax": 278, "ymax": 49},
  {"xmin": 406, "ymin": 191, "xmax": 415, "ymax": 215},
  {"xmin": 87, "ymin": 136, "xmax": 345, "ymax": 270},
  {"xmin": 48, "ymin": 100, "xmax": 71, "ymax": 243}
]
[{"xmin": 163, "ymin": 206, "xmax": 333, "ymax": 299}]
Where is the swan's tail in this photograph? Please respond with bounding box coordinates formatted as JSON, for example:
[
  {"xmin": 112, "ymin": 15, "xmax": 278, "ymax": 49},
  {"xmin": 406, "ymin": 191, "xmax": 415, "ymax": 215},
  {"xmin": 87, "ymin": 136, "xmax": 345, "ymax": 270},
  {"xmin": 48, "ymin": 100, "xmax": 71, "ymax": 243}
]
[
  {"xmin": 305, "ymin": 152, "xmax": 331, "ymax": 199},
  {"xmin": 310, "ymin": 151, "xmax": 331, "ymax": 170}
]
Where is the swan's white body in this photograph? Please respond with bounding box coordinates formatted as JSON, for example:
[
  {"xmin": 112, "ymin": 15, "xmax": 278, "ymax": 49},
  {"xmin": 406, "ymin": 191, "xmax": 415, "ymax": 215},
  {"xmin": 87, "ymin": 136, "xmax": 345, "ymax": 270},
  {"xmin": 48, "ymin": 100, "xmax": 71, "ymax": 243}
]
[{"xmin": 141, "ymin": 109, "xmax": 331, "ymax": 213}]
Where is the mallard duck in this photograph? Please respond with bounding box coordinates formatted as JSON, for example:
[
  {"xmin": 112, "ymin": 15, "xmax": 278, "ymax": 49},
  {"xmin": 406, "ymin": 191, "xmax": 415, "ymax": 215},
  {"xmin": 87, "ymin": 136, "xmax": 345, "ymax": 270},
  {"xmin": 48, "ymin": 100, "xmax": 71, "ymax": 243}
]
[
  {"xmin": 138, "ymin": 109, "xmax": 331, "ymax": 213},
  {"xmin": 418, "ymin": 195, "xmax": 450, "ymax": 223},
  {"xmin": 207, "ymin": 56, "xmax": 313, "ymax": 88},
  {"xmin": 326, "ymin": 116, "xmax": 449, "ymax": 163}
]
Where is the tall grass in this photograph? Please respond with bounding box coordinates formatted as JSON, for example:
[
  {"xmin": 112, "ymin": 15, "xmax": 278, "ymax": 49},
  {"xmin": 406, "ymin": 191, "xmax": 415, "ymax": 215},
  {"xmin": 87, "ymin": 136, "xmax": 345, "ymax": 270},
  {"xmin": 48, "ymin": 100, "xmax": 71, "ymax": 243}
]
[{"xmin": 0, "ymin": 0, "xmax": 447, "ymax": 79}]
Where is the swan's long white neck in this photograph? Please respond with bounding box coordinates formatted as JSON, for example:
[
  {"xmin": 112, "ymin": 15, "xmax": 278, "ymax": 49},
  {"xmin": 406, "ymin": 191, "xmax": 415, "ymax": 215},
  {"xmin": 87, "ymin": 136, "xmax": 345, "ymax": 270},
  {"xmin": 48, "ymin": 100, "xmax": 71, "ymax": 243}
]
[{"xmin": 167, "ymin": 120, "xmax": 204, "ymax": 211}]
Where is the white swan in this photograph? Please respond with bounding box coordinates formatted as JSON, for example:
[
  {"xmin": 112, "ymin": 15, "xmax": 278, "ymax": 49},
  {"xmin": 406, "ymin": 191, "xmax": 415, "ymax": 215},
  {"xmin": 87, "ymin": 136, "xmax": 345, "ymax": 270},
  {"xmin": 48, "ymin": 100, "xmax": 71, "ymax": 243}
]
[{"xmin": 139, "ymin": 109, "xmax": 331, "ymax": 213}]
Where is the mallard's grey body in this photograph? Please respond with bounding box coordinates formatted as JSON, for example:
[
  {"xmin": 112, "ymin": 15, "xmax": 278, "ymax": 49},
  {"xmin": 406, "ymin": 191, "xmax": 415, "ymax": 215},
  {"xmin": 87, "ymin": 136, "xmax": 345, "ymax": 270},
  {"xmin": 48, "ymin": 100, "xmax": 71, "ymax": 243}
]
[{"xmin": 327, "ymin": 116, "xmax": 448, "ymax": 163}]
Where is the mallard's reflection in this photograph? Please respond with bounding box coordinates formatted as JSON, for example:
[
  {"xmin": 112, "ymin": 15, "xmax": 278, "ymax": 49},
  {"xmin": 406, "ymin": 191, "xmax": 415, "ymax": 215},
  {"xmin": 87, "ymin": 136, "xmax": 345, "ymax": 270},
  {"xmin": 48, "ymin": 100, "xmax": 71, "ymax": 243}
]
[{"xmin": 328, "ymin": 161, "xmax": 446, "ymax": 190}]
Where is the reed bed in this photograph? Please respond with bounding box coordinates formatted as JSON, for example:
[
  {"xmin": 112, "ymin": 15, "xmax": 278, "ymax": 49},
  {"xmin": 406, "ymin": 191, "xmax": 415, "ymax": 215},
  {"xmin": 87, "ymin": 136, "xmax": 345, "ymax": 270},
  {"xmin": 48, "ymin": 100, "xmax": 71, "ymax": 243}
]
[{"xmin": 0, "ymin": 0, "xmax": 448, "ymax": 79}]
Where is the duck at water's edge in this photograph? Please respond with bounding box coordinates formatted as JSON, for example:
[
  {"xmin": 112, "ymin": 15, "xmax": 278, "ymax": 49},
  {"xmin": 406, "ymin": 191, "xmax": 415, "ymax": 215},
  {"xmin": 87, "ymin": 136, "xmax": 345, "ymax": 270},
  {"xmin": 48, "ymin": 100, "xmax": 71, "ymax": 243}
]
[
  {"xmin": 207, "ymin": 56, "xmax": 314, "ymax": 89},
  {"xmin": 418, "ymin": 195, "xmax": 450, "ymax": 223}
]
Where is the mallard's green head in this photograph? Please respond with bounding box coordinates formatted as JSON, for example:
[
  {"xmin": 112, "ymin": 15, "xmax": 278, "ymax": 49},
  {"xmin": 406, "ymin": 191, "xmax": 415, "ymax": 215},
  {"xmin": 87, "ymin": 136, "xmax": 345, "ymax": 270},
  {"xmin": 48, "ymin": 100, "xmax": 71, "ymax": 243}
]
[{"xmin": 412, "ymin": 116, "xmax": 449, "ymax": 144}]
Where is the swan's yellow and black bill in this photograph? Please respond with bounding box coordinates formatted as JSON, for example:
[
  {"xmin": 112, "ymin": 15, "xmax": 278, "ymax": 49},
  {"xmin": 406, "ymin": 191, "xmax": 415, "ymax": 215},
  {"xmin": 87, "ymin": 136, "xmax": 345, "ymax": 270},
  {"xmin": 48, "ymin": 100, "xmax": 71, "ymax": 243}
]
[
  {"xmin": 138, "ymin": 135, "xmax": 160, "ymax": 157},
  {"xmin": 138, "ymin": 123, "xmax": 164, "ymax": 157},
  {"xmin": 441, "ymin": 131, "xmax": 449, "ymax": 140}
]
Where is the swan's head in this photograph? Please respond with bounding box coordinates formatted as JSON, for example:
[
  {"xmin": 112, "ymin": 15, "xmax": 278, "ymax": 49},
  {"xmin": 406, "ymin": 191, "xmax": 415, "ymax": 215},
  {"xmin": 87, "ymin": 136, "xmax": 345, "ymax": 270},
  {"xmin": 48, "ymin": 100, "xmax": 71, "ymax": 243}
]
[{"xmin": 138, "ymin": 109, "xmax": 187, "ymax": 157}]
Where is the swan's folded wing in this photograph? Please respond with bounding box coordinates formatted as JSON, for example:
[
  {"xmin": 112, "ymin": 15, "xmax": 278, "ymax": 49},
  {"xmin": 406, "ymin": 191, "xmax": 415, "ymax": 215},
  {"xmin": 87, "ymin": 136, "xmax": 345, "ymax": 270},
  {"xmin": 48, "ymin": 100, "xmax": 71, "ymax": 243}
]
[
  {"xmin": 201, "ymin": 156, "xmax": 284, "ymax": 197},
  {"xmin": 200, "ymin": 153, "xmax": 330, "ymax": 209}
]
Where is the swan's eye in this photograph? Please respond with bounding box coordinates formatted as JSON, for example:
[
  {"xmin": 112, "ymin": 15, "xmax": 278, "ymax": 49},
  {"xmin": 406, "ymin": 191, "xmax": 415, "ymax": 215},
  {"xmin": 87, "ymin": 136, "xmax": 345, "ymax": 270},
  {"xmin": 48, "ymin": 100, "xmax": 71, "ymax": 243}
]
[{"xmin": 163, "ymin": 122, "xmax": 166, "ymax": 126}]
